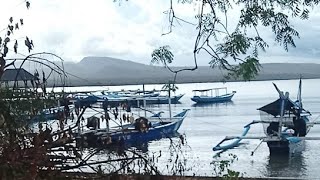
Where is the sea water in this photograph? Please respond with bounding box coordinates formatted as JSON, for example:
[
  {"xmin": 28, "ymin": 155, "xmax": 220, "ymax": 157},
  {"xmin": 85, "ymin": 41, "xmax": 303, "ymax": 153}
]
[{"xmin": 61, "ymin": 79, "xmax": 320, "ymax": 179}]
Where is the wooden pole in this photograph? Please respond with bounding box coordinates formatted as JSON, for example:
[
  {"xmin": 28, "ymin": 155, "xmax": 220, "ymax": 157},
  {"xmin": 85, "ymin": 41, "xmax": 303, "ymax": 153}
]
[{"xmin": 168, "ymin": 82, "xmax": 172, "ymax": 120}]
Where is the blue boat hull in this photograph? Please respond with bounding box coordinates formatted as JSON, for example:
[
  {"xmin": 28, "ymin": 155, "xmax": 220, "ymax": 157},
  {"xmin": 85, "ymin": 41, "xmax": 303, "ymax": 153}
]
[
  {"xmin": 77, "ymin": 110, "xmax": 188, "ymax": 148},
  {"xmin": 191, "ymin": 93, "xmax": 235, "ymax": 103},
  {"xmin": 110, "ymin": 119, "xmax": 184, "ymax": 145}
]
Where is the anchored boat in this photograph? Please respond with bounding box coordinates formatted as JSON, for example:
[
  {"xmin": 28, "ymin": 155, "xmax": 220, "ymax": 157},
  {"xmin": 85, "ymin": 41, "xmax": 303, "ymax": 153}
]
[
  {"xmin": 213, "ymin": 79, "xmax": 320, "ymax": 155},
  {"xmin": 70, "ymin": 91, "xmax": 184, "ymax": 106},
  {"xmin": 76, "ymin": 109, "xmax": 189, "ymax": 148},
  {"xmin": 72, "ymin": 89, "xmax": 189, "ymax": 148},
  {"xmin": 191, "ymin": 87, "xmax": 236, "ymax": 103}
]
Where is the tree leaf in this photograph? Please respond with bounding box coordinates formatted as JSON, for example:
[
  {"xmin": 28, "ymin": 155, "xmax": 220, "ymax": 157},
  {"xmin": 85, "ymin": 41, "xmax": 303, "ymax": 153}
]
[
  {"xmin": 3, "ymin": 45, "xmax": 8, "ymax": 57},
  {"xmin": 8, "ymin": 25, "xmax": 14, "ymax": 32},
  {"xmin": 151, "ymin": 46, "xmax": 174, "ymax": 65},
  {"xmin": 25, "ymin": 36, "xmax": 33, "ymax": 52},
  {"xmin": 26, "ymin": 1, "xmax": 30, "ymax": 9},
  {"xmin": 4, "ymin": 37, "xmax": 10, "ymax": 44},
  {"xmin": 14, "ymin": 40, "xmax": 18, "ymax": 54},
  {"xmin": 231, "ymin": 56, "xmax": 261, "ymax": 80},
  {"xmin": 300, "ymin": 9, "xmax": 309, "ymax": 20}
]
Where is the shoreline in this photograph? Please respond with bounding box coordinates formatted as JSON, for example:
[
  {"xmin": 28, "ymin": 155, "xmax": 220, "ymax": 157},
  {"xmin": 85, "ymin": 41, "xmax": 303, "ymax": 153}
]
[
  {"xmin": 53, "ymin": 172, "xmax": 302, "ymax": 180},
  {"xmin": 54, "ymin": 77, "xmax": 319, "ymax": 88}
]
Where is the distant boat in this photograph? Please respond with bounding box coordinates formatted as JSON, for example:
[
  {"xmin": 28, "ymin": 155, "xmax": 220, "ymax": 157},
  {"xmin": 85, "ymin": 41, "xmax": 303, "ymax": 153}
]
[
  {"xmin": 191, "ymin": 87, "xmax": 236, "ymax": 103},
  {"xmin": 134, "ymin": 94, "xmax": 184, "ymax": 105},
  {"xmin": 81, "ymin": 91, "xmax": 184, "ymax": 106},
  {"xmin": 30, "ymin": 106, "xmax": 67, "ymax": 122}
]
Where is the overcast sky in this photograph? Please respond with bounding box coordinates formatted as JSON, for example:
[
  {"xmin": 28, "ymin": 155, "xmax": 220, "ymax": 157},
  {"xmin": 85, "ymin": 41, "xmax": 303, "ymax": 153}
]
[{"xmin": 2, "ymin": 0, "xmax": 320, "ymax": 66}]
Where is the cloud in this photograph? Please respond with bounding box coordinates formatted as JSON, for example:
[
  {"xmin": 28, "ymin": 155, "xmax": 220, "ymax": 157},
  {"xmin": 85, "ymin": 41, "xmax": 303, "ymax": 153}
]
[{"xmin": 2, "ymin": 0, "xmax": 320, "ymax": 66}]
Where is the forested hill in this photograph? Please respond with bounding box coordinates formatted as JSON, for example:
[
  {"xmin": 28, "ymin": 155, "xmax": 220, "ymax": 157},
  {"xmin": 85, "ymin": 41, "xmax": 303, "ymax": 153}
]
[{"xmin": 59, "ymin": 56, "xmax": 320, "ymax": 86}]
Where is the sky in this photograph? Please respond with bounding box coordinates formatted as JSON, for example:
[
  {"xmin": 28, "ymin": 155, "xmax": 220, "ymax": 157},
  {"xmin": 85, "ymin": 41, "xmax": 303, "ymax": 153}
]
[{"xmin": 2, "ymin": 0, "xmax": 320, "ymax": 66}]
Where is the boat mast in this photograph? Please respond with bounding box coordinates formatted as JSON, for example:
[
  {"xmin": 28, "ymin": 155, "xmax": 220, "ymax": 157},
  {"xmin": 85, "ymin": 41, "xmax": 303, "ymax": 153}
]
[
  {"xmin": 297, "ymin": 78, "xmax": 302, "ymax": 111},
  {"xmin": 142, "ymin": 84, "xmax": 145, "ymax": 95},
  {"xmin": 168, "ymin": 82, "xmax": 172, "ymax": 120},
  {"xmin": 278, "ymin": 92, "xmax": 285, "ymax": 138},
  {"xmin": 143, "ymin": 84, "xmax": 147, "ymax": 117},
  {"xmin": 273, "ymin": 83, "xmax": 288, "ymax": 138},
  {"xmin": 143, "ymin": 98, "xmax": 147, "ymax": 117},
  {"xmin": 137, "ymin": 98, "xmax": 140, "ymax": 116}
]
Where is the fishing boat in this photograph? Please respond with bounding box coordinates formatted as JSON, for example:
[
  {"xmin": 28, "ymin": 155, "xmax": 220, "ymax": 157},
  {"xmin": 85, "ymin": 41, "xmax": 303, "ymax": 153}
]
[
  {"xmin": 76, "ymin": 109, "xmax": 189, "ymax": 148},
  {"xmin": 30, "ymin": 106, "xmax": 68, "ymax": 122},
  {"xmin": 134, "ymin": 93, "xmax": 184, "ymax": 104},
  {"xmin": 73, "ymin": 87, "xmax": 189, "ymax": 148},
  {"xmin": 191, "ymin": 87, "xmax": 236, "ymax": 103},
  {"xmin": 98, "ymin": 89, "xmax": 160, "ymax": 98},
  {"xmin": 70, "ymin": 92, "xmax": 184, "ymax": 107},
  {"xmin": 212, "ymin": 79, "xmax": 320, "ymax": 155}
]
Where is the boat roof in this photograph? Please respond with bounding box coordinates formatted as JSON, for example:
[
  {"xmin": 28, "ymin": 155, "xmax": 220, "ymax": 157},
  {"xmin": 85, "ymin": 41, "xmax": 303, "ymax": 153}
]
[
  {"xmin": 192, "ymin": 87, "xmax": 227, "ymax": 92},
  {"xmin": 257, "ymin": 98, "xmax": 297, "ymax": 116}
]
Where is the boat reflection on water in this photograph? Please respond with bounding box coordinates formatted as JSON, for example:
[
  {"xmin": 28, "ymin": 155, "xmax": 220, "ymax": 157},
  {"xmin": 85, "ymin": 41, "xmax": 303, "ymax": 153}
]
[
  {"xmin": 191, "ymin": 100, "xmax": 234, "ymax": 108},
  {"xmin": 129, "ymin": 132, "xmax": 182, "ymax": 153},
  {"xmin": 265, "ymin": 153, "xmax": 306, "ymax": 178}
]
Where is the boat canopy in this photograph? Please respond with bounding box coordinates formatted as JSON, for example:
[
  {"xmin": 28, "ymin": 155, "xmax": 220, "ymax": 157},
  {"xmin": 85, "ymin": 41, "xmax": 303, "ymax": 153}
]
[
  {"xmin": 257, "ymin": 98, "xmax": 297, "ymax": 117},
  {"xmin": 192, "ymin": 87, "xmax": 227, "ymax": 92}
]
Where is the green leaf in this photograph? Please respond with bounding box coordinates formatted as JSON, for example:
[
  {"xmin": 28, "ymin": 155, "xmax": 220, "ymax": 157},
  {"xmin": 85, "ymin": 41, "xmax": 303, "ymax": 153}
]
[
  {"xmin": 233, "ymin": 56, "xmax": 261, "ymax": 80},
  {"xmin": 216, "ymin": 31, "xmax": 252, "ymax": 58}
]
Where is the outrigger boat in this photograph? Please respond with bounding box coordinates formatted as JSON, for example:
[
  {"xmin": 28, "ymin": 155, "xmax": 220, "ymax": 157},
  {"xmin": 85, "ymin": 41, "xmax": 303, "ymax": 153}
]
[
  {"xmin": 73, "ymin": 90, "xmax": 189, "ymax": 148},
  {"xmin": 213, "ymin": 79, "xmax": 320, "ymax": 155},
  {"xmin": 69, "ymin": 91, "xmax": 184, "ymax": 106},
  {"xmin": 191, "ymin": 87, "xmax": 236, "ymax": 103},
  {"xmin": 76, "ymin": 109, "xmax": 189, "ymax": 148}
]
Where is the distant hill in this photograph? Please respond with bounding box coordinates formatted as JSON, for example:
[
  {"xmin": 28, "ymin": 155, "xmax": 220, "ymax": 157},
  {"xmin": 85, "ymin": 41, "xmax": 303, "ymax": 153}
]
[
  {"xmin": 63, "ymin": 56, "xmax": 172, "ymax": 86},
  {"xmin": 51, "ymin": 56, "xmax": 320, "ymax": 86}
]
